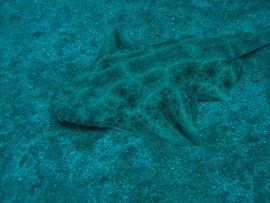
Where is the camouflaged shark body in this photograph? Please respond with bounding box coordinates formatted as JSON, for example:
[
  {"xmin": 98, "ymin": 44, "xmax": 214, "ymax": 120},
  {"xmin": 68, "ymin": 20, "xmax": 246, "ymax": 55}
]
[{"xmin": 53, "ymin": 28, "xmax": 270, "ymax": 145}]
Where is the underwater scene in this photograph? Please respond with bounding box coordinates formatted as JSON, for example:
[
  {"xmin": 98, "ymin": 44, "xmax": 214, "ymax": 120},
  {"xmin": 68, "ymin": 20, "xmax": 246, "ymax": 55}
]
[{"xmin": 1, "ymin": 0, "xmax": 270, "ymax": 202}]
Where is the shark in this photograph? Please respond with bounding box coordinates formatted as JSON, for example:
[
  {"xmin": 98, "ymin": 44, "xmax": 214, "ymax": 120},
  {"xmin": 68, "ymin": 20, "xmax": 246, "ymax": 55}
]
[{"xmin": 52, "ymin": 27, "xmax": 270, "ymax": 145}]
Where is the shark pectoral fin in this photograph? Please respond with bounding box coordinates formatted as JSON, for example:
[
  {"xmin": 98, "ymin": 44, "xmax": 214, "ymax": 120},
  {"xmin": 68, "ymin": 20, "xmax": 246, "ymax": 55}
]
[
  {"xmin": 140, "ymin": 88, "xmax": 201, "ymax": 145},
  {"xmin": 197, "ymin": 83, "xmax": 230, "ymax": 102},
  {"xmin": 165, "ymin": 92, "xmax": 202, "ymax": 145}
]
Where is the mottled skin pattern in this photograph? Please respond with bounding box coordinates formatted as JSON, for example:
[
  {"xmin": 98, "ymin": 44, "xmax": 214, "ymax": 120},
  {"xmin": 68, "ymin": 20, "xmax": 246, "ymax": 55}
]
[{"xmin": 53, "ymin": 28, "xmax": 270, "ymax": 145}]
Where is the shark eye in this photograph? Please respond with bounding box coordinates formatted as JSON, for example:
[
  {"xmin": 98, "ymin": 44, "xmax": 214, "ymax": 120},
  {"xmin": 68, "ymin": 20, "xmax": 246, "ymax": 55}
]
[{"xmin": 223, "ymin": 79, "xmax": 233, "ymax": 89}]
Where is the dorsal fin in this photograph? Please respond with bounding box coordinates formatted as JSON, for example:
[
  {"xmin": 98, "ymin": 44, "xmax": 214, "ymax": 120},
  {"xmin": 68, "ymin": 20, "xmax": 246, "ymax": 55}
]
[
  {"xmin": 106, "ymin": 28, "xmax": 136, "ymax": 54},
  {"xmin": 95, "ymin": 29, "xmax": 137, "ymax": 61}
]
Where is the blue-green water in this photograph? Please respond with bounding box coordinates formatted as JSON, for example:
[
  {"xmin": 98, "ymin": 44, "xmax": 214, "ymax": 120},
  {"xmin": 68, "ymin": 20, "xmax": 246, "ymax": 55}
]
[{"xmin": 1, "ymin": 0, "xmax": 270, "ymax": 202}]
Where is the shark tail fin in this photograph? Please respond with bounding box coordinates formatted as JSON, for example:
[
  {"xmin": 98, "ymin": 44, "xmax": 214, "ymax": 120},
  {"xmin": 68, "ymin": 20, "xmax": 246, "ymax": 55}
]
[{"xmin": 227, "ymin": 26, "xmax": 270, "ymax": 62}]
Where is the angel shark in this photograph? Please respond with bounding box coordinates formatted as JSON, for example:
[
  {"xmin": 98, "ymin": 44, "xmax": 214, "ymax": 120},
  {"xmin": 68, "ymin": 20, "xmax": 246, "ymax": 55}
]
[{"xmin": 52, "ymin": 27, "xmax": 270, "ymax": 145}]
